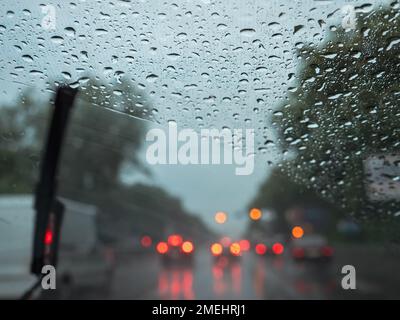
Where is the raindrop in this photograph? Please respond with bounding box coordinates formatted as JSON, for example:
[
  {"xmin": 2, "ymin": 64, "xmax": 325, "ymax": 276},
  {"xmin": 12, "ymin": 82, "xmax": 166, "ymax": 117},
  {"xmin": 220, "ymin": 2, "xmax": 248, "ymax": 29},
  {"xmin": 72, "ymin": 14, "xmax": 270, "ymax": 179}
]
[
  {"xmin": 64, "ymin": 27, "xmax": 76, "ymax": 37},
  {"xmin": 61, "ymin": 72, "xmax": 71, "ymax": 80},
  {"xmin": 22, "ymin": 55, "xmax": 33, "ymax": 62},
  {"xmin": 95, "ymin": 28, "xmax": 108, "ymax": 35},
  {"xmin": 50, "ymin": 36, "xmax": 64, "ymax": 44},
  {"xmin": 167, "ymin": 53, "xmax": 180, "ymax": 60},
  {"xmin": 240, "ymin": 28, "xmax": 256, "ymax": 37},
  {"xmin": 294, "ymin": 25, "xmax": 304, "ymax": 34},
  {"xmin": 386, "ymin": 37, "xmax": 400, "ymax": 51},
  {"xmin": 176, "ymin": 32, "xmax": 187, "ymax": 40},
  {"xmin": 29, "ymin": 70, "xmax": 43, "ymax": 76},
  {"xmin": 217, "ymin": 24, "xmax": 228, "ymax": 31},
  {"xmin": 146, "ymin": 74, "xmax": 159, "ymax": 83}
]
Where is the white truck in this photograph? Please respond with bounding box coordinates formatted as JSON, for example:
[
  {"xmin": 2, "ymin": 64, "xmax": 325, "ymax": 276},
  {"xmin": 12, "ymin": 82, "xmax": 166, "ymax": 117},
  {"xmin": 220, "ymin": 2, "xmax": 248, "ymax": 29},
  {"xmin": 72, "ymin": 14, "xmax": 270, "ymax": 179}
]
[
  {"xmin": 0, "ymin": 195, "xmax": 114, "ymax": 299},
  {"xmin": 0, "ymin": 195, "xmax": 37, "ymax": 299}
]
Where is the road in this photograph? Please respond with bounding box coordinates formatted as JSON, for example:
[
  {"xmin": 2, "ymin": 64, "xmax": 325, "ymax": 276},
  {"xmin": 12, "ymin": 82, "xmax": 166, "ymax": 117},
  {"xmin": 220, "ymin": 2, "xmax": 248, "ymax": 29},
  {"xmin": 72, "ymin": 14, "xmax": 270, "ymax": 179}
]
[{"xmin": 67, "ymin": 244, "xmax": 400, "ymax": 300}]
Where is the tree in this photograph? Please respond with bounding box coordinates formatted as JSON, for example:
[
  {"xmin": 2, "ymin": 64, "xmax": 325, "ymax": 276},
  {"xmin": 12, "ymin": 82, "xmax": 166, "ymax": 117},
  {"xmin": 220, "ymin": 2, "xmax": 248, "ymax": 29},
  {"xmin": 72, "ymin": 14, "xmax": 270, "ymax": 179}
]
[
  {"xmin": 0, "ymin": 90, "xmax": 46, "ymax": 193},
  {"xmin": 0, "ymin": 78, "xmax": 150, "ymax": 196},
  {"xmin": 271, "ymin": 6, "xmax": 400, "ymax": 222},
  {"xmin": 57, "ymin": 78, "xmax": 150, "ymax": 201},
  {"xmin": 0, "ymin": 77, "xmax": 212, "ymax": 241}
]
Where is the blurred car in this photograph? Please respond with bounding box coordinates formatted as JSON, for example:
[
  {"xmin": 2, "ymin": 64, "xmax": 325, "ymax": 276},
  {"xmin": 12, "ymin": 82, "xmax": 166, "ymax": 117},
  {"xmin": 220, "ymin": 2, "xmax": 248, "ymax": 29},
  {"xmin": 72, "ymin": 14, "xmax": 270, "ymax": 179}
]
[
  {"xmin": 290, "ymin": 235, "xmax": 333, "ymax": 262},
  {"xmin": 156, "ymin": 234, "xmax": 194, "ymax": 266},
  {"xmin": 0, "ymin": 195, "xmax": 114, "ymax": 299},
  {"xmin": 253, "ymin": 242, "xmax": 286, "ymax": 257},
  {"xmin": 252, "ymin": 234, "xmax": 286, "ymax": 258},
  {"xmin": 210, "ymin": 241, "xmax": 242, "ymax": 262}
]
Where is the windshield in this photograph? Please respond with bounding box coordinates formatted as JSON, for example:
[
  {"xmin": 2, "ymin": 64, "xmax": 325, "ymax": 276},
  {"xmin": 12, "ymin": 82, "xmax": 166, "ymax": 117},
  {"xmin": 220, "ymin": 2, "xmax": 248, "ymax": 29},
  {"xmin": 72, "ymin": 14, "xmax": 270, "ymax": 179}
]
[{"xmin": 1, "ymin": 0, "xmax": 399, "ymax": 300}]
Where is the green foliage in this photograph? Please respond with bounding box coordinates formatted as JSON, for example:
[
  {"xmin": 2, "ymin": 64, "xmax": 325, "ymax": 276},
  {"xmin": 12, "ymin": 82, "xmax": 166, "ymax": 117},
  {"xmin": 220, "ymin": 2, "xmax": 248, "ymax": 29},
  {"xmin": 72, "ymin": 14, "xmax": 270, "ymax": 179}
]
[
  {"xmin": 0, "ymin": 90, "xmax": 47, "ymax": 193},
  {"xmin": 271, "ymin": 7, "xmax": 400, "ymax": 218}
]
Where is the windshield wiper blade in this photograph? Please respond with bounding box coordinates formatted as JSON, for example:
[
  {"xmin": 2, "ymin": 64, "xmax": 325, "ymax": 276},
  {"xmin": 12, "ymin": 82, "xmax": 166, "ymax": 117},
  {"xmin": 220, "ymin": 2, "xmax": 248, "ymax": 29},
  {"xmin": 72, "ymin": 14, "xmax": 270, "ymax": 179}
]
[{"xmin": 31, "ymin": 86, "xmax": 78, "ymax": 275}]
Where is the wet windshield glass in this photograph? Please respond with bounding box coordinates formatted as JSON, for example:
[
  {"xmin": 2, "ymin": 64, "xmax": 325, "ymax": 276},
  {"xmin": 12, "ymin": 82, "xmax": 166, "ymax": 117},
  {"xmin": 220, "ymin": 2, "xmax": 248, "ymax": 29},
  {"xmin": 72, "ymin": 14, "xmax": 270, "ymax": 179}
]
[{"xmin": 0, "ymin": 0, "xmax": 399, "ymax": 299}]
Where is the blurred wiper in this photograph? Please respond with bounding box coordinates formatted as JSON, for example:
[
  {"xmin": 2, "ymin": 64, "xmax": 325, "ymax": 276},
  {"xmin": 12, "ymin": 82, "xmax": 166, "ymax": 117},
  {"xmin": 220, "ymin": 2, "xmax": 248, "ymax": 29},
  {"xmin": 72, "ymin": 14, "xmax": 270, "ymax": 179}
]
[{"xmin": 0, "ymin": 76, "xmax": 156, "ymax": 125}]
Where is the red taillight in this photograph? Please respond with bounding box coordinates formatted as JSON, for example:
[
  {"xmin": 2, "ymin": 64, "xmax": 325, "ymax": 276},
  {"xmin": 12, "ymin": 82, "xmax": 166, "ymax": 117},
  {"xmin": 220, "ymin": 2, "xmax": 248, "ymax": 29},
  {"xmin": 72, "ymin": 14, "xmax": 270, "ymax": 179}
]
[
  {"xmin": 168, "ymin": 234, "xmax": 183, "ymax": 247},
  {"xmin": 211, "ymin": 243, "xmax": 223, "ymax": 256},
  {"xmin": 156, "ymin": 241, "xmax": 169, "ymax": 254},
  {"xmin": 292, "ymin": 247, "xmax": 305, "ymax": 258},
  {"xmin": 239, "ymin": 239, "xmax": 250, "ymax": 252},
  {"xmin": 272, "ymin": 243, "xmax": 284, "ymax": 255},
  {"xmin": 140, "ymin": 235, "xmax": 152, "ymax": 248},
  {"xmin": 44, "ymin": 229, "xmax": 53, "ymax": 245},
  {"xmin": 181, "ymin": 241, "xmax": 194, "ymax": 254},
  {"xmin": 321, "ymin": 246, "xmax": 333, "ymax": 257},
  {"xmin": 255, "ymin": 243, "xmax": 267, "ymax": 255}
]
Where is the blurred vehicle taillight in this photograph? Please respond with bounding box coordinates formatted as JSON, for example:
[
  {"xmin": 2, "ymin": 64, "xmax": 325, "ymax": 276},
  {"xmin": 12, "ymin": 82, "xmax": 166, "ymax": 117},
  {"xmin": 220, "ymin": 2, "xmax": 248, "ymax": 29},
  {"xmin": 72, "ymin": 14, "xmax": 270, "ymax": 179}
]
[
  {"xmin": 156, "ymin": 241, "xmax": 169, "ymax": 254},
  {"xmin": 230, "ymin": 242, "xmax": 241, "ymax": 256},
  {"xmin": 44, "ymin": 229, "xmax": 53, "ymax": 246},
  {"xmin": 168, "ymin": 234, "xmax": 183, "ymax": 247},
  {"xmin": 272, "ymin": 242, "xmax": 284, "ymax": 255},
  {"xmin": 292, "ymin": 247, "xmax": 305, "ymax": 258},
  {"xmin": 181, "ymin": 241, "xmax": 194, "ymax": 254},
  {"xmin": 140, "ymin": 235, "xmax": 152, "ymax": 248},
  {"xmin": 255, "ymin": 243, "xmax": 267, "ymax": 255},
  {"xmin": 211, "ymin": 243, "xmax": 223, "ymax": 256},
  {"xmin": 321, "ymin": 246, "xmax": 334, "ymax": 257}
]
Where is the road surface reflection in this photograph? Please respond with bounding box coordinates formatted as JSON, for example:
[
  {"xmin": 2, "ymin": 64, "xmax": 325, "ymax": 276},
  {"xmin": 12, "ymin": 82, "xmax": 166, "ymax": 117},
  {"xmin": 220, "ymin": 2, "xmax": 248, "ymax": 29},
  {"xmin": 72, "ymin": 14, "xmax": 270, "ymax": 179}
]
[
  {"xmin": 158, "ymin": 268, "xmax": 195, "ymax": 300},
  {"xmin": 212, "ymin": 257, "xmax": 242, "ymax": 297},
  {"xmin": 66, "ymin": 245, "xmax": 388, "ymax": 300}
]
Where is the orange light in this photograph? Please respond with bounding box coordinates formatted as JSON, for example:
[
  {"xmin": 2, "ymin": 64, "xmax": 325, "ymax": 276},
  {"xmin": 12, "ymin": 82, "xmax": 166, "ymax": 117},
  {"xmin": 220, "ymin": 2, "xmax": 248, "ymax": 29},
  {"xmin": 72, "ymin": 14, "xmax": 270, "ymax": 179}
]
[
  {"xmin": 249, "ymin": 208, "xmax": 262, "ymax": 221},
  {"xmin": 168, "ymin": 234, "xmax": 183, "ymax": 247},
  {"xmin": 140, "ymin": 235, "xmax": 152, "ymax": 247},
  {"xmin": 272, "ymin": 242, "xmax": 284, "ymax": 255},
  {"xmin": 215, "ymin": 211, "xmax": 227, "ymax": 224},
  {"xmin": 181, "ymin": 241, "xmax": 194, "ymax": 254},
  {"xmin": 239, "ymin": 239, "xmax": 250, "ymax": 252},
  {"xmin": 156, "ymin": 241, "xmax": 169, "ymax": 254},
  {"xmin": 230, "ymin": 242, "xmax": 241, "ymax": 256},
  {"xmin": 292, "ymin": 226, "xmax": 304, "ymax": 239},
  {"xmin": 255, "ymin": 243, "xmax": 267, "ymax": 255},
  {"xmin": 44, "ymin": 229, "xmax": 53, "ymax": 245},
  {"xmin": 211, "ymin": 243, "xmax": 223, "ymax": 256}
]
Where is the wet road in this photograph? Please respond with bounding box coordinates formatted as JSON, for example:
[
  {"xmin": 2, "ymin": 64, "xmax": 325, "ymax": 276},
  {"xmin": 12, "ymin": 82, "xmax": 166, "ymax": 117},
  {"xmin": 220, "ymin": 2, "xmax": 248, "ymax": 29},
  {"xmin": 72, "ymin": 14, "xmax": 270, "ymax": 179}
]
[
  {"xmin": 64, "ymin": 244, "xmax": 400, "ymax": 300},
  {"xmin": 107, "ymin": 247, "xmax": 344, "ymax": 300}
]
